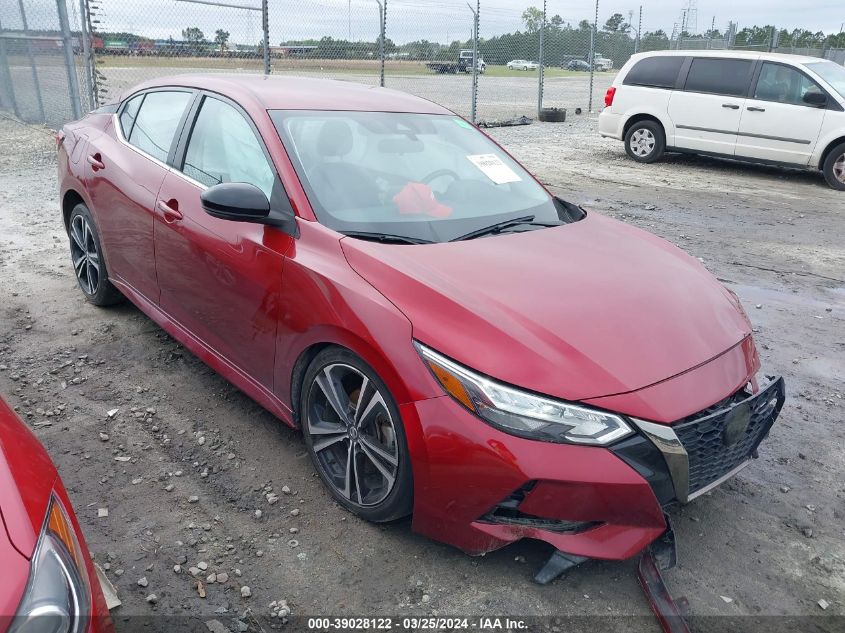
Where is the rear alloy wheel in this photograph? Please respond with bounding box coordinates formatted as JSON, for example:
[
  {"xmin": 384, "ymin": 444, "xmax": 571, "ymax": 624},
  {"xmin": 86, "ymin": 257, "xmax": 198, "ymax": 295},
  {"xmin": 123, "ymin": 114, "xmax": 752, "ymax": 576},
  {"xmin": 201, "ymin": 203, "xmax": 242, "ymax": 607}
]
[
  {"xmin": 624, "ymin": 120, "xmax": 666, "ymax": 164},
  {"xmin": 68, "ymin": 204, "xmax": 123, "ymax": 306},
  {"xmin": 822, "ymin": 142, "xmax": 845, "ymax": 191},
  {"xmin": 301, "ymin": 348, "xmax": 412, "ymax": 522}
]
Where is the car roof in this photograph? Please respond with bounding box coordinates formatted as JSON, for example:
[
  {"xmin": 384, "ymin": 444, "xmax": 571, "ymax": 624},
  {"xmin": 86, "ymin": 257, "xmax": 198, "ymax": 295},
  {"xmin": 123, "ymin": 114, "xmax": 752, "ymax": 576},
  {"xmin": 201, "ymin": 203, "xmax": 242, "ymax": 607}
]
[
  {"xmin": 628, "ymin": 49, "xmax": 824, "ymax": 65},
  {"xmin": 124, "ymin": 73, "xmax": 454, "ymax": 114}
]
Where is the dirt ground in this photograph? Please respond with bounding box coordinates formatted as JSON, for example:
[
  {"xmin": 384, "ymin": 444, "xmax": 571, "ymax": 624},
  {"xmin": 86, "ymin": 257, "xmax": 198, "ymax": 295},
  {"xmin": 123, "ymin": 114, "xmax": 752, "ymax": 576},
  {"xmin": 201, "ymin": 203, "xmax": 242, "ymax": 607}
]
[{"xmin": 0, "ymin": 115, "xmax": 843, "ymax": 633}]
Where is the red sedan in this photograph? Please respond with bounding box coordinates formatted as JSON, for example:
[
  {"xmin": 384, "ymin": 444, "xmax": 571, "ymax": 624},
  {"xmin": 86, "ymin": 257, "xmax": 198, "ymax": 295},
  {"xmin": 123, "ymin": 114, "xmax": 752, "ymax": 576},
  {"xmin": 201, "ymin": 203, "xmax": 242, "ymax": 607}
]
[
  {"xmin": 0, "ymin": 397, "xmax": 113, "ymax": 632},
  {"xmin": 56, "ymin": 75, "xmax": 784, "ymax": 571}
]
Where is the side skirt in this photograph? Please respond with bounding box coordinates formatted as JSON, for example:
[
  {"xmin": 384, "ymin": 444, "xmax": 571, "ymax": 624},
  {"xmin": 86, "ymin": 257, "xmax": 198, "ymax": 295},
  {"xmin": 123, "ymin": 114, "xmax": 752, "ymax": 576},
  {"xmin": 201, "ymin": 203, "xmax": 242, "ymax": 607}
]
[
  {"xmin": 665, "ymin": 146, "xmax": 817, "ymax": 171},
  {"xmin": 110, "ymin": 278, "xmax": 296, "ymax": 428}
]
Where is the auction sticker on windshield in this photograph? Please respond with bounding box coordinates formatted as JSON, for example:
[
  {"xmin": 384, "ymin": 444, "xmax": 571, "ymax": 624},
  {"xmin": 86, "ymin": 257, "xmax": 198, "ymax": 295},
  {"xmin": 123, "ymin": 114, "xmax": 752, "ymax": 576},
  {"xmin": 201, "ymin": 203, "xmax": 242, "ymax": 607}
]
[{"xmin": 466, "ymin": 154, "xmax": 522, "ymax": 184}]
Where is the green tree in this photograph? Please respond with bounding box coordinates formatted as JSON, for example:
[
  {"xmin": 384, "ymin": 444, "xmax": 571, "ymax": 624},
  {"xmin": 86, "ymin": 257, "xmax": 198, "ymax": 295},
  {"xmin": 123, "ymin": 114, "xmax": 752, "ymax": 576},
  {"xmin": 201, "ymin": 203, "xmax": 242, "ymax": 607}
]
[
  {"xmin": 214, "ymin": 29, "xmax": 230, "ymax": 52},
  {"xmin": 521, "ymin": 6, "xmax": 544, "ymax": 34},
  {"xmin": 603, "ymin": 13, "xmax": 629, "ymax": 34},
  {"xmin": 182, "ymin": 27, "xmax": 205, "ymax": 43}
]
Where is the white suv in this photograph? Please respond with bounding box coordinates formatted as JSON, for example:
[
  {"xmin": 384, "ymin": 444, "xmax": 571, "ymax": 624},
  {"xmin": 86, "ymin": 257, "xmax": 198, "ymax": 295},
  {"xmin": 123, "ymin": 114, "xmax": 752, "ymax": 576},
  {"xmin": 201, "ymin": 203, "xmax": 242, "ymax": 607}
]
[{"xmin": 599, "ymin": 51, "xmax": 845, "ymax": 190}]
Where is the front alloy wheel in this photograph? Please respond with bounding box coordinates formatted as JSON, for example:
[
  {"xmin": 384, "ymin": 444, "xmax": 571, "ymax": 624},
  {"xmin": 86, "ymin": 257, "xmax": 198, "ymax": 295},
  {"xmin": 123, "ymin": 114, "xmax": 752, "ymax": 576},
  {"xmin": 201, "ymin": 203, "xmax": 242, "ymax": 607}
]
[{"xmin": 302, "ymin": 349, "xmax": 412, "ymax": 522}]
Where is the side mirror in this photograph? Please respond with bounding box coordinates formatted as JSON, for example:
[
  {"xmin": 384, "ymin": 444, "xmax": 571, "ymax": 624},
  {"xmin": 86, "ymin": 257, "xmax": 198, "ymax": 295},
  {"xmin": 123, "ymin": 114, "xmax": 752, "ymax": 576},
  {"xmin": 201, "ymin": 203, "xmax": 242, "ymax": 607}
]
[
  {"xmin": 200, "ymin": 182, "xmax": 271, "ymax": 223},
  {"xmin": 803, "ymin": 91, "xmax": 828, "ymax": 107}
]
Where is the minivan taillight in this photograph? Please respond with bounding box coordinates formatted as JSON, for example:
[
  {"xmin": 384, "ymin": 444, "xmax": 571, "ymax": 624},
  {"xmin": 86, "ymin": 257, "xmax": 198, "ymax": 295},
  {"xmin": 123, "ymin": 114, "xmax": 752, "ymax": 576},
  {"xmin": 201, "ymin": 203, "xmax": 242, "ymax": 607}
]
[{"xmin": 604, "ymin": 86, "xmax": 616, "ymax": 108}]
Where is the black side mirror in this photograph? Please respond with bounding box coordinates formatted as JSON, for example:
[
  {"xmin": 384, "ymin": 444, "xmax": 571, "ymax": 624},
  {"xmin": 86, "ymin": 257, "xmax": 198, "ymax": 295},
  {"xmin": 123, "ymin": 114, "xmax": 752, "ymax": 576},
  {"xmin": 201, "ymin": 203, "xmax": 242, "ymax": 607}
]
[
  {"xmin": 201, "ymin": 182, "xmax": 270, "ymax": 223},
  {"xmin": 803, "ymin": 91, "xmax": 828, "ymax": 107}
]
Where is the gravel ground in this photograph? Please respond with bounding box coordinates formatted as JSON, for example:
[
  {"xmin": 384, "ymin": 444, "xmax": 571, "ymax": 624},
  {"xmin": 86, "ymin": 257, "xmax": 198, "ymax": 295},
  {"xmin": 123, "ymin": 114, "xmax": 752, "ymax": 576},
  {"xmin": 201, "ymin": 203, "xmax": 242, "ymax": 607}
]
[{"xmin": 0, "ymin": 113, "xmax": 843, "ymax": 633}]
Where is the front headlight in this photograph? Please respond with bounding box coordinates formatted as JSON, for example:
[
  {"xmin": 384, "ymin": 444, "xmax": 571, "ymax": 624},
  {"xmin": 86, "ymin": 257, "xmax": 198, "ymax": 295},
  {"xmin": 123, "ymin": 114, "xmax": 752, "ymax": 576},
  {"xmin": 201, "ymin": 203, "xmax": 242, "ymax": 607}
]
[
  {"xmin": 416, "ymin": 342, "xmax": 633, "ymax": 445},
  {"xmin": 10, "ymin": 496, "xmax": 91, "ymax": 633}
]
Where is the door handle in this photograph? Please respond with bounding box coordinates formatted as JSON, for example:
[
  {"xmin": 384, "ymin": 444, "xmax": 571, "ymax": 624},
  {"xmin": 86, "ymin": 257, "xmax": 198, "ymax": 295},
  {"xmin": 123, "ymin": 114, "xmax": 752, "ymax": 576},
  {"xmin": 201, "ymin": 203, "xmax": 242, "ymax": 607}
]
[
  {"xmin": 86, "ymin": 153, "xmax": 105, "ymax": 170},
  {"xmin": 747, "ymin": 106, "xmax": 766, "ymax": 112},
  {"xmin": 157, "ymin": 199, "xmax": 183, "ymax": 222},
  {"xmin": 721, "ymin": 104, "xmax": 740, "ymax": 109}
]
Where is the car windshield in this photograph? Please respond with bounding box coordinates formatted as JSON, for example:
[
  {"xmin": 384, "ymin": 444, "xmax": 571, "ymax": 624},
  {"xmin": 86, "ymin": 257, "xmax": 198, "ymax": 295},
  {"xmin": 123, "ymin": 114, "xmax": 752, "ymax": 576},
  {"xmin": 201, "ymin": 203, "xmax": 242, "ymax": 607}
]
[
  {"xmin": 270, "ymin": 110, "xmax": 565, "ymax": 243},
  {"xmin": 805, "ymin": 61, "xmax": 845, "ymax": 99}
]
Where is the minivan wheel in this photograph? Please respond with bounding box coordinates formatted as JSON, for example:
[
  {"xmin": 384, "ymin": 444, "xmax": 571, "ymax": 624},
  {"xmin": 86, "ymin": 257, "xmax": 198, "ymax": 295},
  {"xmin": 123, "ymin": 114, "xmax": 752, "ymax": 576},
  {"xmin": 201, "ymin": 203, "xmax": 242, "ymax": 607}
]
[
  {"xmin": 301, "ymin": 347, "xmax": 413, "ymax": 523},
  {"xmin": 624, "ymin": 120, "xmax": 665, "ymax": 164},
  {"xmin": 822, "ymin": 142, "xmax": 845, "ymax": 191},
  {"xmin": 67, "ymin": 203, "xmax": 123, "ymax": 306}
]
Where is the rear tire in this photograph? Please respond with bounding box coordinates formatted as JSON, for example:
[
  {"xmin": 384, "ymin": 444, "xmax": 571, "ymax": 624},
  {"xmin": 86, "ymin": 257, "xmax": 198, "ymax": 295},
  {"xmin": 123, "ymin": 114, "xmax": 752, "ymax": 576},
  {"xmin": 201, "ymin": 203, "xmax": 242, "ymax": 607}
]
[
  {"xmin": 624, "ymin": 120, "xmax": 666, "ymax": 164},
  {"xmin": 822, "ymin": 142, "xmax": 845, "ymax": 191},
  {"xmin": 67, "ymin": 203, "xmax": 123, "ymax": 306},
  {"xmin": 300, "ymin": 347, "xmax": 413, "ymax": 523}
]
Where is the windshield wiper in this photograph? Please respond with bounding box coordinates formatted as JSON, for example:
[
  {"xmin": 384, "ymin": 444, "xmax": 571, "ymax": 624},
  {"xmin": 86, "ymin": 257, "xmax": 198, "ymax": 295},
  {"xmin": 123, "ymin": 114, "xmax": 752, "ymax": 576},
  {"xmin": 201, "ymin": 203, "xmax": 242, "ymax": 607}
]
[
  {"xmin": 339, "ymin": 231, "xmax": 434, "ymax": 245},
  {"xmin": 450, "ymin": 215, "xmax": 562, "ymax": 241}
]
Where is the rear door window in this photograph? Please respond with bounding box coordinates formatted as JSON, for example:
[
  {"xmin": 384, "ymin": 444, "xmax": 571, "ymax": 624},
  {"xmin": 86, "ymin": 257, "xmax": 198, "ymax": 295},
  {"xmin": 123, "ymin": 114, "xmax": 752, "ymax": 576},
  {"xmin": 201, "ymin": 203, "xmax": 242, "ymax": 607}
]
[
  {"xmin": 684, "ymin": 58, "xmax": 753, "ymax": 97},
  {"xmin": 127, "ymin": 91, "xmax": 192, "ymax": 162},
  {"xmin": 624, "ymin": 56, "xmax": 685, "ymax": 89}
]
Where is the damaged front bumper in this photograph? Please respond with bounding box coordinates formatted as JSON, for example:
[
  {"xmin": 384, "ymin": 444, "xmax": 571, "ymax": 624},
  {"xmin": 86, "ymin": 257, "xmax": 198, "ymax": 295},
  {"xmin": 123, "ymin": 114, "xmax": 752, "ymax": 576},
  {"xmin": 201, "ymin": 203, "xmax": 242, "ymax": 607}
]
[
  {"xmin": 613, "ymin": 375, "xmax": 785, "ymax": 505},
  {"xmin": 403, "ymin": 374, "xmax": 785, "ymax": 562}
]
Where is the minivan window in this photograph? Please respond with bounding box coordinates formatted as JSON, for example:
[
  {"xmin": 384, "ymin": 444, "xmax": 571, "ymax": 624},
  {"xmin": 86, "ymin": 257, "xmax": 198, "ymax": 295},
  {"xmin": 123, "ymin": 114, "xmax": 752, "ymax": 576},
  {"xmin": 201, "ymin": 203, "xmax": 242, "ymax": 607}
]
[
  {"xmin": 805, "ymin": 61, "xmax": 845, "ymax": 100},
  {"xmin": 127, "ymin": 91, "xmax": 192, "ymax": 162},
  {"xmin": 684, "ymin": 58, "xmax": 753, "ymax": 97},
  {"xmin": 182, "ymin": 96, "xmax": 276, "ymax": 200},
  {"xmin": 624, "ymin": 56, "xmax": 685, "ymax": 89},
  {"xmin": 754, "ymin": 63, "xmax": 825, "ymax": 106}
]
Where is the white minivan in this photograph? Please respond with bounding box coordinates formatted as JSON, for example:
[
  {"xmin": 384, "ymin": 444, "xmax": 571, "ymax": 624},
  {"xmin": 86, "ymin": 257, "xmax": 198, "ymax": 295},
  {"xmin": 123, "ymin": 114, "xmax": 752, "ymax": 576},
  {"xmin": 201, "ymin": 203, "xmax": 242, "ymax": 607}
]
[{"xmin": 599, "ymin": 51, "xmax": 845, "ymax": 190}]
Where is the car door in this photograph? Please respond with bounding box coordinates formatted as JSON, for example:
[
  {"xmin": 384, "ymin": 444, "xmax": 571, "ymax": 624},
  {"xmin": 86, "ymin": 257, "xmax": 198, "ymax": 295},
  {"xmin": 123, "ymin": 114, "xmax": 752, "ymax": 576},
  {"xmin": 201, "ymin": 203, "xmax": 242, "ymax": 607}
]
[
  {"xmin": 735, "ymin": 61, "xmax": 829, "ymax": 165},
  {"xmin": 85, "ymin": 89, "xmax": 193, "ymax": 302},
  {"xmin": 153, "ymin": 93, "xmax": 294, "ymax": 390},
  {"xmin": 667, "ymin": 56, "xmax": 756, "ymax": 156}
]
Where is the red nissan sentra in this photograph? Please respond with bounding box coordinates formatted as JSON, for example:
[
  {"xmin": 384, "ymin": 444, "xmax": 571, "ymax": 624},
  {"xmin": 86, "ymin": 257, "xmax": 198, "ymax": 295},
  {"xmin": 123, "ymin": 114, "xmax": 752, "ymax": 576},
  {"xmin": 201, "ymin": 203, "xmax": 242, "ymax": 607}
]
[
  {"xmin": 56, "ymin": 74, "xmax": 785, "ymax": 572},
  {"xmin": 0, "ymin": 397, "xmax": 113, "ymax": 632}
]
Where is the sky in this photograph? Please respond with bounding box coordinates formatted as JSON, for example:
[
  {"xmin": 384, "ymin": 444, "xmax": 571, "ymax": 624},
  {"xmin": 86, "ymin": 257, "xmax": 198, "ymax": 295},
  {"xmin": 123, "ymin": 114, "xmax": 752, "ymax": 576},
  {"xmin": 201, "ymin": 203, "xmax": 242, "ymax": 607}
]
[{"xmin": 6, "ymin": 0, "xmax": 845, "ymax": 45}]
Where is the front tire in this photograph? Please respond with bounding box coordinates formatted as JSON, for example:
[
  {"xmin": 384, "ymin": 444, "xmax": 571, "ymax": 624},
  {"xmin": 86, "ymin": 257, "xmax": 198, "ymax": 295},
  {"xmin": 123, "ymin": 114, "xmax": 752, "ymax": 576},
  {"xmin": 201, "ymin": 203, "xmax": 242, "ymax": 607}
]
[
  {"xmin": 68, "ymin": 203, "xmax": 123, "ymax": 306},
  {"xmin": 624, "ymin": 120, "xmax": 666, "ymax": 164},
  {"xmin": 301, "ymin": 347, "xmax": 413, "ymax": 522},
  {"xmin": 822, "ymin": 142, "xmax": 845, "ymax": 191}
]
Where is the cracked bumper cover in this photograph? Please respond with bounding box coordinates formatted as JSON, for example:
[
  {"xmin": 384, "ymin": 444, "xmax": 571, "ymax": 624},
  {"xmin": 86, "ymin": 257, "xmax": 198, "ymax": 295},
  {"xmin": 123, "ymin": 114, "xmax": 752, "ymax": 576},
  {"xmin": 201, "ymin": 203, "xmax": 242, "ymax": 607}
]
[{"xmin": 401, "ymin": 369, "xmax": 785, "ymax": 560}]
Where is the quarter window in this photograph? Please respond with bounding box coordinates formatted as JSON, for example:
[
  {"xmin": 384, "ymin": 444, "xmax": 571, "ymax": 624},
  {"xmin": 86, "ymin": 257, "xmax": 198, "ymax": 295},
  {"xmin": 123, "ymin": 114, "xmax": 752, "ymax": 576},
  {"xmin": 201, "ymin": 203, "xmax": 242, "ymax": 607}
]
[
  {"xmin": 684, "ymin": 58, "xmax": 753, "ymax": 97},
  {"xmin": 182, "ymin": 97, "xmax": 276, "ymax": 200},
  {"xmin": 119, "ymin": 94, "xmax": 143, "ymax": 138},
  {"xmin": 127, "ymin": 91, "xmax": 192, "ymax": 162},
  {"xmin": 754, "ymin": 62, "xmax": 825, "ymax": 106},
  {"xmin": 624, "ymin": 56, "xmax": 685, "ymax": 89}
]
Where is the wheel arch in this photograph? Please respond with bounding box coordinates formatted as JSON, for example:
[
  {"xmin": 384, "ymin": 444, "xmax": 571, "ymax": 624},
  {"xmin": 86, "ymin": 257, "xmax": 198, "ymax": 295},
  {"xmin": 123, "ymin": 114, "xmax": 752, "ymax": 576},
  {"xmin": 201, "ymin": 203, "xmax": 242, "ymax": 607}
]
[
  {"xmin": 286, "ymin": 326, "xmax": 435, "ymax": 429},
  {"xmin": 623, "ymin": 113, "xmax": 667, "ymax": 140},
  {"xmin": 818, "ymin": 135, "xmax": 845, "ymax": 170},
  {"xmin": 61, "ymin": 188, "xmax": 86, "ymax": 232}
]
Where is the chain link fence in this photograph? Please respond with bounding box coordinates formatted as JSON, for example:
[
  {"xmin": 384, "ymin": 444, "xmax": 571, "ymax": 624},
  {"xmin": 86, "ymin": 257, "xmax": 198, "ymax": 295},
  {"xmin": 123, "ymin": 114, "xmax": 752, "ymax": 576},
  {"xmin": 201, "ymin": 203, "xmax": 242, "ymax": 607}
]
[
  {"xmin": 0, "ymin": 0, "xmax": 88, "ymax": 126},
  {"xmin": 2, "ymin": 0, "xmax": 845, "ymax": 129}
]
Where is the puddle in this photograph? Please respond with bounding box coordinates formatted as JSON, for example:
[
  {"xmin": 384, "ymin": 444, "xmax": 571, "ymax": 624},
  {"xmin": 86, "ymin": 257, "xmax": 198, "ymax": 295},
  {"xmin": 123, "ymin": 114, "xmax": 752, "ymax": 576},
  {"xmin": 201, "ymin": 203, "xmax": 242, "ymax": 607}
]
[{"xmin": 728, "ymin": 283, "xmax": 844, "ymax": 315}]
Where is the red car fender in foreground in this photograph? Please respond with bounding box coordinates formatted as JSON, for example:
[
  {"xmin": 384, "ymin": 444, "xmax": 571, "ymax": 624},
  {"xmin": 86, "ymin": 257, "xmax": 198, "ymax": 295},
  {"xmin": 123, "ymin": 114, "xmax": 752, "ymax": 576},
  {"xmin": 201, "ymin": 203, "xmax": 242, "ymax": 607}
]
[{"xmin": 0, "ymin": 397, "xmax": 113, "ymax": 633}]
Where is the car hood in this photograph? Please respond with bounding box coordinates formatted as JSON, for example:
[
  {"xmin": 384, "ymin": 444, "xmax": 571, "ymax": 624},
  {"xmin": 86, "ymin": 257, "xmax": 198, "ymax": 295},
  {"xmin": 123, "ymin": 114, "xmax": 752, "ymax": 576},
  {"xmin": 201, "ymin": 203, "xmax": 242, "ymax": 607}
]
[
  {"xmin": 0, "ymin": 398, "xmax": 57, "ymax": 558},
  {"xmin": 341, "ymin": 211, "xmax": 751, "ymax": 402}
]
